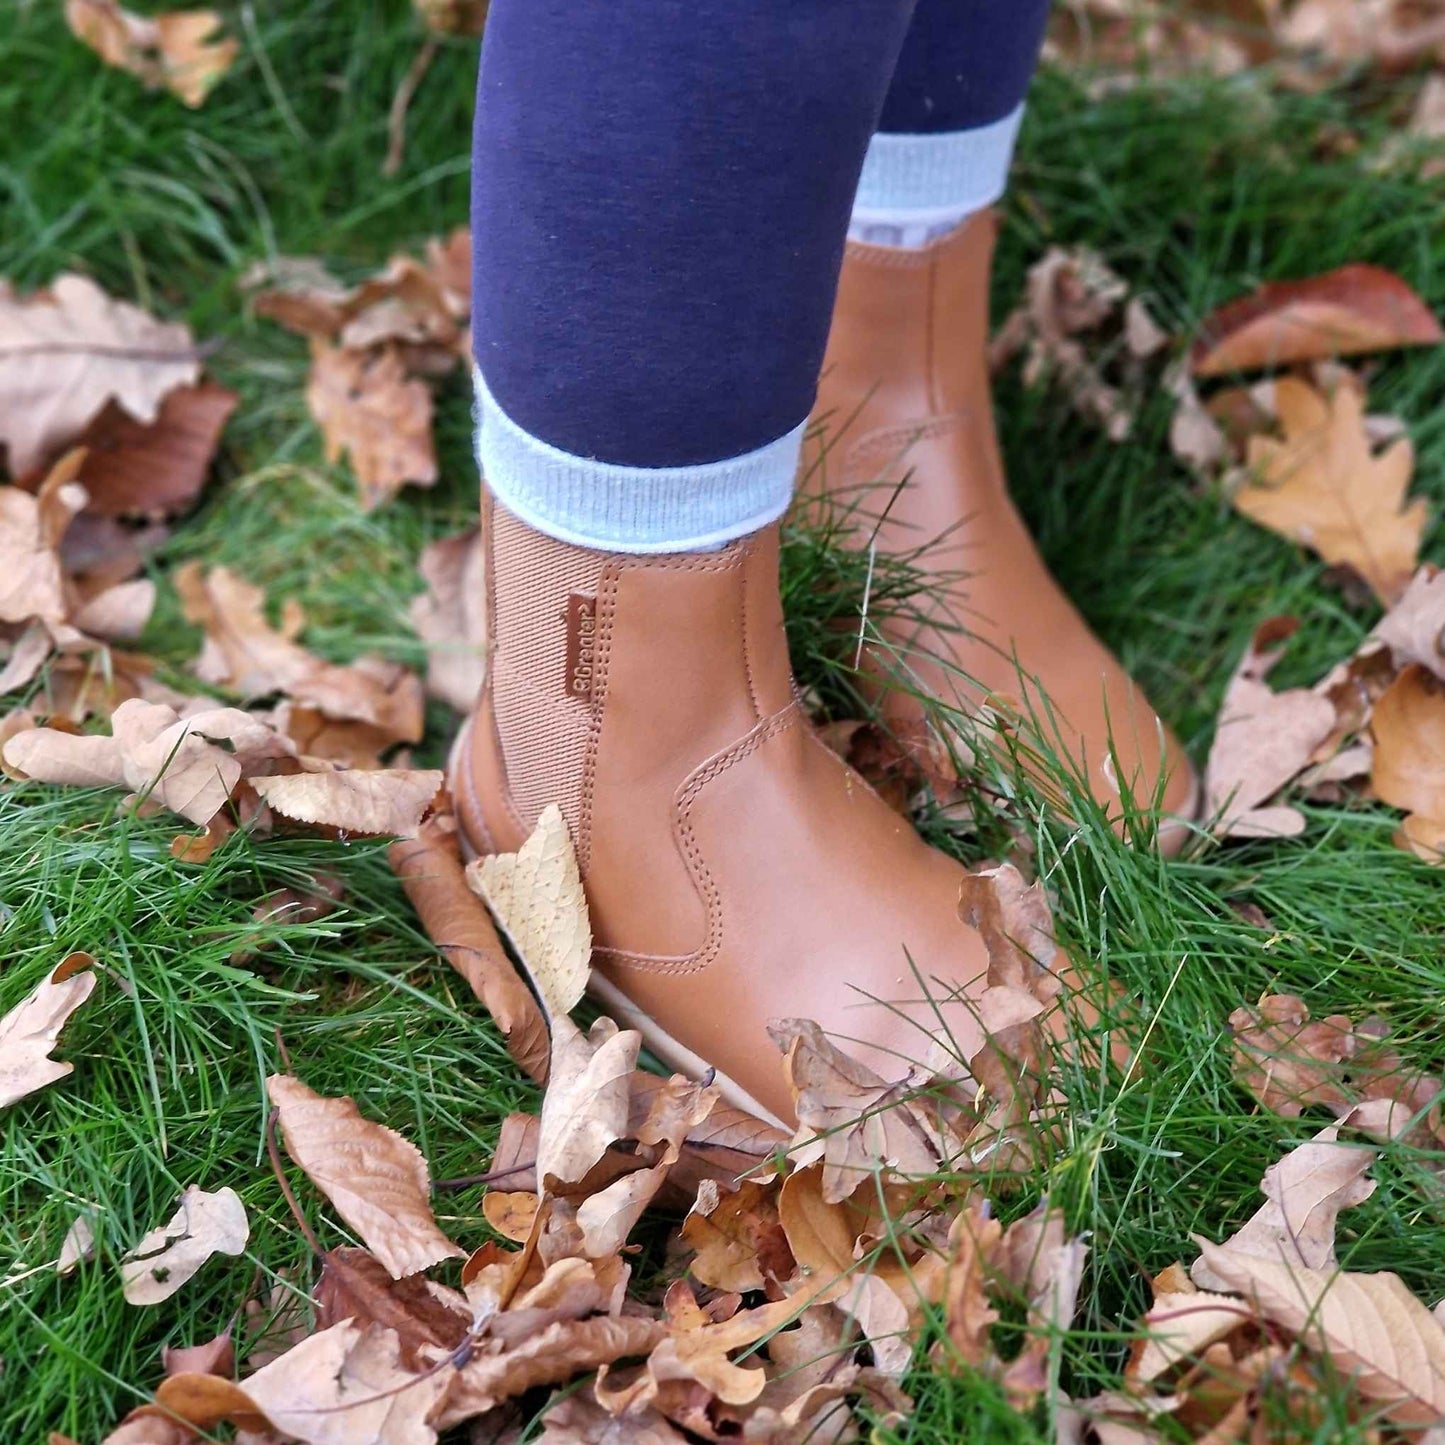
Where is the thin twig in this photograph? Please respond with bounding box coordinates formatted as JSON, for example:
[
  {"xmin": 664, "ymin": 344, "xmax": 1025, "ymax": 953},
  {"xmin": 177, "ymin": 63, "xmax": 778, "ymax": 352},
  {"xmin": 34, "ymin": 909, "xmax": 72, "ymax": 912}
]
[
  {"xmin": 433, "ymin": 1159, "xmax": 537, "ymax": 1192},
  {"xmin": 266, "ymin": 1107, "xmax": 323, "ymax": 1258},
  {"xmin": 383, "ymin": 38, "xmax": 439, "ymax": 178}
]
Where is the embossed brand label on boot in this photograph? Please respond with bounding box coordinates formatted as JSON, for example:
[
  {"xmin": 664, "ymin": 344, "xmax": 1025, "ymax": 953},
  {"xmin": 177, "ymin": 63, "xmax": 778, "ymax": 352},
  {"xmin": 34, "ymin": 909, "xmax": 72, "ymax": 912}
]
[{"xmin": 564, "ymin": 593, "xmax": 597, "ymax": 701}]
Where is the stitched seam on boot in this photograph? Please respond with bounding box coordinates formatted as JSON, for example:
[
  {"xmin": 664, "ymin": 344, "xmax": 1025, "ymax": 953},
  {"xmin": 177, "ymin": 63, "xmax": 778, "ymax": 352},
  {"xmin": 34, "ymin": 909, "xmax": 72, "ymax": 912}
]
[
  {"xmin": 577, "ymin": 563, "xmax": 619, "ymax": 877},
  {"xmin": 596, "ymin": 702, "xmax": 802, "ymax": 978},
  {"xmin": 840, "ymin": 412, "xmax": 974, "ymax": 489}
]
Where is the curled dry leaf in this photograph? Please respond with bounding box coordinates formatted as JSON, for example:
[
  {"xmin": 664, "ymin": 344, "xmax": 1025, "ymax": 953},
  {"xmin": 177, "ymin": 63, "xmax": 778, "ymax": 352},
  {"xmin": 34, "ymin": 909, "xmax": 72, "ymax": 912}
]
[
  {"xmin": 936, "ymin": 1197, "xmax": 1003, "ymax": 1371},
  {"xmin": 0, "ymin": 273, "xmax": 200, "ymax": 479},
  {"xmin": 389, "ymin": 811, "xmax": 550, "ymax": 1083},
  {"xmin": 409, "ymin": 527, "xmax": 486, "ymax": 712},
  {"xmin": 412, "ymin": 0, "xmax": 489, "ymax": 37},
  {"xmin": 0, "ymin": 453, "xmax": 89, "ymax": 624},
  {"xmin": 250, "ymin": 766, "xmax": 442, "ymax": 838},
  {"xmin": 1370, "ymin": 664, "xmax": 1445, "ymax": 854},
  {"xmin": 268, "ymin": 1073, "xmax": 464, "ymax": 1280},
  {"xmin": 1190, "ymin": 1126, "xmax": 1376, "ymax": 1290},
  {"xmin": 306, "ymin": 341, "xmax": 437, "ymax": 510},
  {"xmin": 1204, "ymin": 618, "xmax": 1338, "ymax": 838},
  {"xmin": 770, "ymin": 1019, "xmax": 940, "ymax": 1204},
  {"xmin": 988, "ymin": 245, "xmax": 1143, "ymax": 442},
  {"xmin": 0, "ymin": 953, "xmax": 97, "ymax": 1110},
  {"xmin": 576, "ymin": 1077, "xmax": 719, "ymax": 1259},
  {"xmin": 537, "ymin": 1018, "xmax": 640, "ymax": 1190},
  {"xmin": 1191, "ymin": 264, "xmax": 1443, "ymax": 377},
  {"xmin": 682, "ymin": 1178, "xmax": 791, "ymax": 1294},
  {"xmin": 4, "ymin": 698, "xmax": 286, "ymax": 827},
  {"xmin": 177, "ymin": 563, "xmax": 425, "ymax": 757},
  {"xmin": 1125, "ymin": 1289, "xmax": 1253, "ymax": 1388},
  {"xmin": 437, "ymin": 1316, "xmax": 667, "ymax": 1427},
  {"xmin": 469, "ymin": 802, "xmax": 592, "ymax": 1019},
  {"xmin": 1193, "ymin": 1241, "xmax": 1445, "ymax": 1428},
  {"xmin": 121, "ymin": 1185, "xmax": 250, "ymax": 1306},
  {"xmin": 65, "ymin": 0, "xmax": 238, "ymax": 108},
  {"xmin": 248, "ymin": 239, "xmax": 469, "ymax": 363},
  {"xmin": 1235, "ymin": 375, "xmax": 1425, "ymax": 605}
]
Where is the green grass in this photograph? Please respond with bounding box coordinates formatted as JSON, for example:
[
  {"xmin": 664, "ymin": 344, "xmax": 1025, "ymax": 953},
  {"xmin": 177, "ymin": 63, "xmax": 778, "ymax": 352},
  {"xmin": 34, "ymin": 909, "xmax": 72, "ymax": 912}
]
[{"xmin": 2, "ymin": 4, "xmax": 1444, "ymax": 1442}]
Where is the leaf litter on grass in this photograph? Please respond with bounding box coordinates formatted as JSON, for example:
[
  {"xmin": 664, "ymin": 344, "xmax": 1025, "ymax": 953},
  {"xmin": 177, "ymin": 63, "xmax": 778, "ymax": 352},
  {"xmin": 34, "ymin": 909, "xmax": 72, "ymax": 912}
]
[
  {"xmin": 69, "ymin": 807, "xmax": 1445, "ymax": 1443},
  {"xmin": 4, "ymin": 37, "xmax": 1445, "ymax": 1439}
]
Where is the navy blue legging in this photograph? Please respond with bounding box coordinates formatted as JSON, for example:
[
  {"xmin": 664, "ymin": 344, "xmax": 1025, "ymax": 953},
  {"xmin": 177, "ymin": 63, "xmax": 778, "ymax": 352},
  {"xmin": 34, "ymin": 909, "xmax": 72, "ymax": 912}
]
[{"xmin": 471, "ymin": 0, "xmax": 1050, "ymax": 469}]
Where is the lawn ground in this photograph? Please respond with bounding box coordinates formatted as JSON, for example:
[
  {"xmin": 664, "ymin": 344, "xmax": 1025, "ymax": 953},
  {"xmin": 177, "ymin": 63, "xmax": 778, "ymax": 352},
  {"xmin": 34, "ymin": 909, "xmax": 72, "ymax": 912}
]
[{"xmin": 1, "ymin": 5, "xmax": 1443, "ymax": 1441}]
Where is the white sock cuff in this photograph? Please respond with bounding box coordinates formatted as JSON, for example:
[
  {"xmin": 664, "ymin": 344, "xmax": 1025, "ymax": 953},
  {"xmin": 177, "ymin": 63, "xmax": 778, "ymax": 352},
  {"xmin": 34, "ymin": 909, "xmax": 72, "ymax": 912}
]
[
  {"xmin": 473, "ymin": 367, "xmax": 800, "ymax": 554},
  {"xmin": 853, "ymin": 103, "xmax": 1026, "ymax": 218}
]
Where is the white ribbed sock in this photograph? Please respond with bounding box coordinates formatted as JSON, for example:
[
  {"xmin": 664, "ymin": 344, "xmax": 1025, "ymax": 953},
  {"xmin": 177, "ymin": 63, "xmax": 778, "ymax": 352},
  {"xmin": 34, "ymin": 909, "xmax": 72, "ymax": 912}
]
[
  {"xmin": 473, "ymin": 367, "xmax": 799, "ymax": 555},
  {"xmin": 848, "ymin": 103, "xmax": 1025, "ymax": 251}
]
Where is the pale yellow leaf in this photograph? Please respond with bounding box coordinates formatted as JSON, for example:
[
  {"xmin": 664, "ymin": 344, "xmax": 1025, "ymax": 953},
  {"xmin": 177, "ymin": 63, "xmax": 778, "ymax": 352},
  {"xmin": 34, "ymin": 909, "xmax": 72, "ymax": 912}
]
[{"xmin": 468, "ymin": 802, "xmax": 592, "ymax": 1018}]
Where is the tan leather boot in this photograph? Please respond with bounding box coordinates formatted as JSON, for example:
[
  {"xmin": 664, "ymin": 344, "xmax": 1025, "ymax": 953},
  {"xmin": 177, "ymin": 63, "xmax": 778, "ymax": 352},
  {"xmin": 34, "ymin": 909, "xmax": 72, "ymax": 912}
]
[
  {"xmin": 451, "ymin": 498, "xmax": 993, "ymax": 1126},
  {"xmin": 806, "ymin": 212, "xmax": 1198, "ymax": 849}
]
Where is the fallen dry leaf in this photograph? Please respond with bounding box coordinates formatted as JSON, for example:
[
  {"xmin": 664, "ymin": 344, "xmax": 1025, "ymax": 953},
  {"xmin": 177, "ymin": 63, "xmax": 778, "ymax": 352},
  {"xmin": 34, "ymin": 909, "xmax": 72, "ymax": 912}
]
[
  {"xmin": 0, "ymin": 953, "xmax": 97, "ymax": 1110},
  {"xmin": 936, "ymin": 1197, "xmax": 1003, "ymax": 1370},
  {"xmin": 57, "ymin": 1212, "xmax": 96, "ymax": 1275},
  {"xmin": 4, "ymin": 698, "xmax": 287, "ymax": 826},
  {"xmin": 1228, "ymin": 993, "xmax": 1356, "ymax": 1117},
  {"xmin": 161, "ymin": 1328, "xmax": 235, "ymax": 1380},
  {"xmin": 1194, "ymin": 1241, "xmax": 1445, "ymax": 1427},
  {"xmin": 469, "ymin": 803, "xmax": 592, "ymax": 1019},
  {"xmin": 1125, "ymin": 1288, "xmax": 1253, "ymax": 1388},
  {"xmin": 988, "ymin": 245, "xmax": 1145, "ymax": 441},
  {"xmin": 306, "ymin": 341, "xmax": 437, "ymax": 510},
  {"xmin": 65, "ymin": 0, "xmax": 238, "ymax": 107},
  {"xmin": 268, "ymin": 1073, "xmax": 464, "ymax": 1280},
  {"xmin": 250, "ymin": 766, "xmax": 441, "ymax": 837},
  {"xmin": 1191, "ymin": 264, "xmax": 1442, "ymax": 376},
  {"xmin": 155, "ymin": 1318, "xmax": 453, "ymax": 1443},
  {"xmin": 1373, "ymin": 566, "xmax": 1445, "ymax": 681},
  {"xmin": 0, "ymin": 455, "xmax": 89, "ymax": 624},
  {"xmin": 1235, "ymin": 375, "xmax": 1426, "ymax": 605},
  {"xmin": 438, "ymin": 1315, "xmax": 666, "ymax": 1426},
  {"xmin": 537, "ymin": 1017, "xmax": 640, "ymax": 1190},
  {"xmin": 1190, "ymin": 1126, "xmax": 1376, "ymax": 1290},
  {"xmin": 770, "ymin": 1019, "xmax": 940, "ymax": 1204},
  {"xmin": 0, "ymin": 274, "xmax": 200, "ymax": 479},
  {"xmin": 74, "ymin": 381, "xmax": 236, "ymax": 518},
  {"xmin": 389, "ymin": 811, "xmax": 550, "ymax": 1083},
  {"xmin": 683, "ymin": 1178, "xmax": 791, "ymax": 1294},
  {"xmin": 1370, "ymin": 664, "xmax": 1445, "ymax": 850},
  {"xmin": 314, "ymin": 1247, "xmax": 469, "ymax": 1370},
  {"xmin": 409, "ymin": 527, "xmax": 485, "ymax": 712},
  {"xmin": 1204, "ymin": 618, "xmax": 1338, "ymax": 838},
  {"xmin": 121, "ymin": 1185, "xmax": 249, "ymax": 1305},
  {"xmin": 413, "ymin": 0, "xmax": 488, "ymax": 36},
  {"xmin": 576, "ymin": 1077, "xmax": 719, "ymax": 1259}
]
